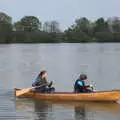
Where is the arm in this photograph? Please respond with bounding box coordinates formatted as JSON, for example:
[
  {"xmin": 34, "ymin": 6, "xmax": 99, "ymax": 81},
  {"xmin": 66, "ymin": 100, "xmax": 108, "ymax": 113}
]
[
  {"xmin": 44, "ymin": 78, "xmax": 53, "ymax": 87},
  {"xmin": 42, "ymin": 78, "xmax": 52, "ymax": 87}
]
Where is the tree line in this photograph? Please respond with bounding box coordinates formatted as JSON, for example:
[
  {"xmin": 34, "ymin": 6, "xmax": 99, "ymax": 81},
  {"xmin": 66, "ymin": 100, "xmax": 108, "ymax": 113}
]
[{"xmin": 0, "ymin": 12, "xmax": 120, "ymax": 43}]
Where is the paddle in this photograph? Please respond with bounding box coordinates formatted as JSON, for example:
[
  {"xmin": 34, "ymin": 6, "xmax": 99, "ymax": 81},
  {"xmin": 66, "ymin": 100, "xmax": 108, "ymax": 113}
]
[{"xmin": 16, "ymin": 84, "xmax": 46, "ymax": 97}]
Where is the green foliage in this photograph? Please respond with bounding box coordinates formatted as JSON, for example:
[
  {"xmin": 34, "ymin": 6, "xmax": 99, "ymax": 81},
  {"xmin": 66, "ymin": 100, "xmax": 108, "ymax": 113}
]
[
  {"xmin": 94, "ymin": 18, "xmax": 110, "ymax": 33},
  {"xmin": 74, "ymin": 17, "xmax": 91, "ymax": 34},
  {"xmin": 20, "ymin": 16, "xmax": 41, "ymax": 32},
  {"xmin": 13, "ymin": 21, "xmax": 24, "ymax": 31},
  {"xmin": 95, "ymin": 32, "xmax": 114, "ymax": 42},
  {"xmin": 111, "ymin": 17, "xmax": 120, "ymax": 32},
  {"xmin": 64, "ymin": 17, "xmax": 120, "ymax": 43},
  {"xmin": 64, "ymin": 30, "xmax": 93, "ymax": 43},
  {"xmin": 0, "ymin": 12, "xmax": 12, "ymax": 43},
  {"xmin": 0, "ymin": 12, "xmax": 120, "ymax": 43},
  {"xmin": 0, "ymin": 12, "xmax": 12, "ymax": 24},
  {"xmin": 113, "ymin": 33, "xmax": 120, "ymax": 42}
]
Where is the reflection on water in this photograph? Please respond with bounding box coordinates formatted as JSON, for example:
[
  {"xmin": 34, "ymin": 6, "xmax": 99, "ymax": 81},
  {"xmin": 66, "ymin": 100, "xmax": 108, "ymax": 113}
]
[
  {"xmin": 34, "ymin": 100, "xmax": 52, "ymax": 120},
  {"xmin": 74, "ymin": 104, "xmax": 86, "ymax": 120},
  {"xmin": 15, "ymin": 99, "xmax": 120, "ymax": 120}
]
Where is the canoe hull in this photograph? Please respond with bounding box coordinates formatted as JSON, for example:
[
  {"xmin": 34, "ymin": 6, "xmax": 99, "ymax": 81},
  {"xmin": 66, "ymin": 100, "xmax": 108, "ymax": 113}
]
[{"xmin": 14, "ymin": 89, "xmax": 120, "ymax": 102}]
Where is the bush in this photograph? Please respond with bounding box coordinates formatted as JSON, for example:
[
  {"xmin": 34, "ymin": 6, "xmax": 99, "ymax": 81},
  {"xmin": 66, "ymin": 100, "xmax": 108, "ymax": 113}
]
[{"xmin": 95, "ymin": 32, "xmax": 114, "ymax": 42}]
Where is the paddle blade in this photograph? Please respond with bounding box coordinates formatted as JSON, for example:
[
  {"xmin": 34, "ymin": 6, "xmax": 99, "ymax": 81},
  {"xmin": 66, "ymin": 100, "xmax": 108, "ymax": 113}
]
[{"xmin": 16, "ymin": 88, "xmax": 32, "ymax": 97}]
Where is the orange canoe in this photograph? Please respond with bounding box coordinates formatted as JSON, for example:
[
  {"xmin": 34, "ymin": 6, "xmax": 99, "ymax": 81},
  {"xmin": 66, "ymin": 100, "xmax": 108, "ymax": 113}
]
[{"xmin": 14, "ymin": 88, "xmax": 120, "ymax": 102}]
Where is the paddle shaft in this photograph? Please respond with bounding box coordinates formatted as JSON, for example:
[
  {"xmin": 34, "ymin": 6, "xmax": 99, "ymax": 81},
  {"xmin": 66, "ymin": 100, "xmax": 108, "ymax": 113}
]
[
  {"xmin": 31, "ymin": 84, "xmax": 47, "ymax": 90},
  {"xmin": 16, "ymin": 84, "xmax": 47, "ymax": 97}
]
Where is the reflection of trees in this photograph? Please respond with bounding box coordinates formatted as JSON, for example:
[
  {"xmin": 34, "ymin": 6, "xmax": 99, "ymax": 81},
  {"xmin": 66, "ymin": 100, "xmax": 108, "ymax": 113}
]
[
  {"xmin": 34, "ymin": 100, "xmax": 52, "ymax": 120},
  {"xmin": 15, "ymin": 100, "xmax": 53, "ymax": 120},
  {"xmin": 16, "ymin": 99, "xmax": 120, "ymax": 120},
  {"xmin": 74, "ymin": 104, "xmax": 86, "ymax": 120}
]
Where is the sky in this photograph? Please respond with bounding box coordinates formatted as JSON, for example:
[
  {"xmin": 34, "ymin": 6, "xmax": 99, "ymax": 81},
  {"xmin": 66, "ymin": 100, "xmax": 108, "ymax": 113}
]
[{"xmin": 0, "ymin": 0, "xmax": 120, "ymax": 30}]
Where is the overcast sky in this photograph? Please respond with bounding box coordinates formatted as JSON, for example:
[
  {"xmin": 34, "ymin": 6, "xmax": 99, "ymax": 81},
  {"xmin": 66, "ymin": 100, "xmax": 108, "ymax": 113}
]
[{"xmin": 0, "ymin": 0, "xmax": 120, "ymax": 30}]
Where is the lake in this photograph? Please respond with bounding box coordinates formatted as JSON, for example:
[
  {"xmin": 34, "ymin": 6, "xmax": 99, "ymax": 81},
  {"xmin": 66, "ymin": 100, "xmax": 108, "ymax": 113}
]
[{"xmin": 0, "ymin": 43, "xmax": 120, "ymax": 120}]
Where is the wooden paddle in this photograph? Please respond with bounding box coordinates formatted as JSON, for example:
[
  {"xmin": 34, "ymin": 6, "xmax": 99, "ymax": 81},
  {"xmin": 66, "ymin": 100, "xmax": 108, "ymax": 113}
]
[{"xmin": 16, "ymin": 84, "xmax": 46, "ymax": 97}]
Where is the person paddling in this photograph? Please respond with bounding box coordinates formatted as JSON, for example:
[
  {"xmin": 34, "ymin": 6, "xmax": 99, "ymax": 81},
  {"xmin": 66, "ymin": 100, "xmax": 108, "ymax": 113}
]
[
  {"xmin": 74, "ymin": 74, "xmax": 93, "ymax": 93},
  {"xmin": 32, "ymin": 70, "xmax": 55, "ymax": 93}
]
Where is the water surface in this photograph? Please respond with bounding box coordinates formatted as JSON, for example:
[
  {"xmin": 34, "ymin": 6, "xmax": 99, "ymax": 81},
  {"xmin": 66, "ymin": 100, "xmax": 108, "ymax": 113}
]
[{"xmin": 0, "ymin": 43, "xmax": 120, "ymax": 120}]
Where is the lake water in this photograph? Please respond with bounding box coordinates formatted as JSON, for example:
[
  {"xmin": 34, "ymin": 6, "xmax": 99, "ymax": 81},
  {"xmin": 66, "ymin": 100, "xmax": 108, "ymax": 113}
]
[{"xmin": 0, "ymin": 43, "xmax": 120, "ymax": 120}]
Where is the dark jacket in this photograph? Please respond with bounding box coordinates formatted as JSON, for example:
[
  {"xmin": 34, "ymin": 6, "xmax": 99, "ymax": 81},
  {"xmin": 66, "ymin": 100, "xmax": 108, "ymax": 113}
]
[{"xmin": 32, "ymin": 75, "xmax": 48, "ymax": 87}]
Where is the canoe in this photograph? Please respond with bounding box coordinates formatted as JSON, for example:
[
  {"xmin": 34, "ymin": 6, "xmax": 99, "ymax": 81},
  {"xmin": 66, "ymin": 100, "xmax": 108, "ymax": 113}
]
[{"xmin": 14, "ymin": 88, "xmax": 120, "ymax": 102}]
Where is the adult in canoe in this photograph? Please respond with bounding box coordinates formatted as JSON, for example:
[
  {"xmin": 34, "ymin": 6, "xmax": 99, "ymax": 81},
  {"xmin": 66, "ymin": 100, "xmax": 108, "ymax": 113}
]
[
  {"xmin": 74, "ymin": 74, "xmax": 93, "ymax": 93},
  {"xmin": 32, "ymin": 70, "xmax": 55, "ymax": 93}
]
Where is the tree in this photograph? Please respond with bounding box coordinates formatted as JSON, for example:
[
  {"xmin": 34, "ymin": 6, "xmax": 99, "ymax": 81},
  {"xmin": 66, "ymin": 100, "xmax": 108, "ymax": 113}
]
[
  {"xmin": 13, "ymin": 21, "xmax": 24, "ymax": 31},
  {"xmin": 0, "ymin": 12, "xmax": 12, "ymax": 43},
  {"xmin": 74, "ymin": 17, "xmax": 91, "ymax": 34},
  {"xmin": 20, "ymin": 16, "xmax": 41, "ymax": 32},
  {"xmin": 0, "ymin": 12, "xmax": 12, "ymax": 24},
  {"xmin": 108, "ymin": 17, "xmax": 120, "ymax": 33},
  {"xmin": 95, "ymin": 32, "xmax": 114, "ymax": 42},
  {"xmin": 94, "ymin": 17, "xmax": 110, "ymax": 32},
  {"xmin": 43, "ymin": 21, "xmax": 60, "ymax": 33},
  {"xmin": 50, "ymin": 21, "xmax": 60, "ymax": 33},
  {"xmin": 43, "ymin": 21, "xmax": 51, "ymax": 33},
  {"xmin": 15, "ymin": 16, "xmax": 42, "ymax": 41},
  {"xmin": 64, "ymin": 17, "xmax": 94, "ymax": 42}
]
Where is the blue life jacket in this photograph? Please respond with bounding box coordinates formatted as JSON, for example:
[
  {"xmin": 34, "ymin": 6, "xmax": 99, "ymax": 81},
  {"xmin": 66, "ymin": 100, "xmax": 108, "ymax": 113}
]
[
  {"xmin": 74, "ymin": 79, "xmax": 85, "ymax": 92},
  {"xmin": 75, "ymin": 79, "xmax": 85, "ymax": 87}
]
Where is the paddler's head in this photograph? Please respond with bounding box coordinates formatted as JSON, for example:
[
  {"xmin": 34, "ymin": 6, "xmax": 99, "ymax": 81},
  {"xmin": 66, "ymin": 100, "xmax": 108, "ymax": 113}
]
[
  {"xmin": 40, "ymin": 70, "xmax": 48, "ymax": 78},
  {"xmin": 80, "ymin": 74, "xmax": 87, "ymax": 81}
]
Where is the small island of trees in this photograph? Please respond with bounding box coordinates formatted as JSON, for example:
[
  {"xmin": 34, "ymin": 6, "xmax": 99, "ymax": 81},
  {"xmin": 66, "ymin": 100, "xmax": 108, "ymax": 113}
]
[{"xmin": 0, "ymin": 12, "xmax": 120, "ymax": 43}]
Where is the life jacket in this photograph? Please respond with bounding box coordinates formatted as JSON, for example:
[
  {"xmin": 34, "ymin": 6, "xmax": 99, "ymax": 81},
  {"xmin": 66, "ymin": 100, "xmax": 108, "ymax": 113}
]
[{"xmin": 74, "ymin": 79, "xmax": 85, "ymax": 92}]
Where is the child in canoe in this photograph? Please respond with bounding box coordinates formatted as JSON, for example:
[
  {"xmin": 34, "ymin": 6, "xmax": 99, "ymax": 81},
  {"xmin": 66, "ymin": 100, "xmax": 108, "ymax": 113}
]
[
  {"xmin": 74, "ymin": 74, "xmax": 93, "ymax": 93},
  {"xmin": 32, "ymin": 70, "xmax": 55, "ymax": 93}
]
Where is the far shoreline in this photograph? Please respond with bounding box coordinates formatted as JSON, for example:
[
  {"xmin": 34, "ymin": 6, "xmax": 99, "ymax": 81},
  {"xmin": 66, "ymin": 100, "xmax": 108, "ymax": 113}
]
[{"xmin": 0, "ymin": 42, "xmax": 120, "ymax": 45}]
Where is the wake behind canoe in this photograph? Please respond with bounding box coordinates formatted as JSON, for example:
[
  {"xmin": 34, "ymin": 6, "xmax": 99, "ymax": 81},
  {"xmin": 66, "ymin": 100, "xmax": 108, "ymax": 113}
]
[{"xmin": 14, "ymin": 88, "xmax": 120, "ymax": 102}]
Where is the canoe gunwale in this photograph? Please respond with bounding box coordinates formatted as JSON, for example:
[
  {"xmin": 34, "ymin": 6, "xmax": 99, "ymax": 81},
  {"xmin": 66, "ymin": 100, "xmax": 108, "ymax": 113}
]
[{"xmin": 14, "ymin": 88, "xmax": 120, "ymax": 94}]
